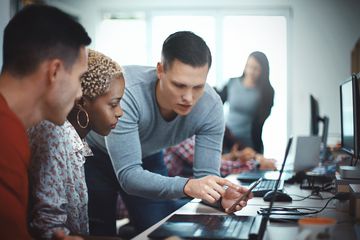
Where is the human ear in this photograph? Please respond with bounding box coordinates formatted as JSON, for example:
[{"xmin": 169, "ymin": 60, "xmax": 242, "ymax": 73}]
[
  {"xmin": 47, "ymin": 59, "xmax": 63, "ymax": 85},
  {"xmin": 156, "ymin": 62, "xmax": 164, "ymax": 80},
  {"xmin": 79, "ymin": 96, "xmax": 94, "ymax": 112}
]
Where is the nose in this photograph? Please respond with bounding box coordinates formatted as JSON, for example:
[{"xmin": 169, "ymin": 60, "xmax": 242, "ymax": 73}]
[
  {"xmin": 182, "ymin": 89, "xmax": 193, "ymax": 103},
  {"xmin": 115, "ymin": 106, "xmax": 123, "ymax": 119}
]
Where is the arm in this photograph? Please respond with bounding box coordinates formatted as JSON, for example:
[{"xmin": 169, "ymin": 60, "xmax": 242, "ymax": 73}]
[
  {"xmin": 29, "ymin": 123, "xmax": 70, "ymax": 239},
  {"xmin": 107, "ymin": 90, "xmax": 241, "ymax": 202},
  {"xmin": 193, "ymin": 99, "xmax": 225, "ymax": 178},
  {"xmin": 191, "ymin": 98, "xmax": 253, "ymax": 212},
  {"xmin": 105, "ymin": 92, "xmax": 189, "ymax": 199}
]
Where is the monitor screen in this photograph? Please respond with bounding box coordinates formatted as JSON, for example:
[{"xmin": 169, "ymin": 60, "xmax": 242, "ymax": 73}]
[{"xmin": 340, "ymin": 79, "xmax": 355, "ymax": 153}]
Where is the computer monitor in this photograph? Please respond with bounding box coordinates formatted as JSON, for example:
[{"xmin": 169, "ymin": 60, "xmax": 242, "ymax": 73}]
[
  {"xmin": 310, "ymin": 95, "xmax": 329, "ymax": 153},
  {"xmin": 354, "ymin": 72, "xmax": 360, "ymax": 166},
  {"xmin": 340, "ymin": 73, "xmax": 360, "ymax": 165}
]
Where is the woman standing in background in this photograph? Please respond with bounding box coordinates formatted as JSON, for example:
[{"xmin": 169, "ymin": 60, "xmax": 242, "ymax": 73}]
[{"xmin": 218, "ymin": 51, "xmax": 275, "ymax": 155}]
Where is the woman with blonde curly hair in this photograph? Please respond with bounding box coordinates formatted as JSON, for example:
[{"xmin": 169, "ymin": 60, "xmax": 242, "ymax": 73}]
[{"xmin": 28, "ymin": 49, "xmax": 125, "ymax": 239}]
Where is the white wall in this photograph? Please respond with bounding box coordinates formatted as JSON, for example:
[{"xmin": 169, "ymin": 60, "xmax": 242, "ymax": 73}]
[
  {"xmin": 290, "ymin": 0, "xmax": 360, "ymax": 144},
  {"xmin": 0, "ymin": 0, "xmax": 11, "ymax": 69}
]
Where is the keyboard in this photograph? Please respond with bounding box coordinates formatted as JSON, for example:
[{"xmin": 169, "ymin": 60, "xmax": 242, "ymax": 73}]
[{"xmin": 251, "ymin": 179, "xmax": 284, "ymax": 197}]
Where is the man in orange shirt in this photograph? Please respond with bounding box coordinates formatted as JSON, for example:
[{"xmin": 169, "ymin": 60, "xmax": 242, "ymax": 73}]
[{"xmin": 0, "ymin": 5, "xmax": 91, "ymax": 240}]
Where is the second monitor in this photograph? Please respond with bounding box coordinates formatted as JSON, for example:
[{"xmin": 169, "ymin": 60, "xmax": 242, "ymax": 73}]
[{"xmin": 310, "ymin": 94, "xmax": 330, "ymax": 161}]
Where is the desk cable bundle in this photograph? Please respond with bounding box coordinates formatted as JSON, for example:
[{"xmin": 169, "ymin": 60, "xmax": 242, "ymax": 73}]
[{"xmin": 258, "ymin": 192, "xmax": 351, "ymax": 216}]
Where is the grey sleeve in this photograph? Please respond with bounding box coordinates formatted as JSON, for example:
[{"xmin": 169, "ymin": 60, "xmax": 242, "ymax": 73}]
[
  {"xmin": 193, "ymin": 98, "xmax": 224, "ymax": 178},
  {"xmin": 105, "ymin": 90, "xmax": 189, "ymax": 199}
]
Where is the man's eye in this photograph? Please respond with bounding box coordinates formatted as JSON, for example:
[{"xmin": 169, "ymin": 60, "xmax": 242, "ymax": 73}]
[{"xmin": 174, "ymin": 83, "xmax": 185, "ymax": 88}]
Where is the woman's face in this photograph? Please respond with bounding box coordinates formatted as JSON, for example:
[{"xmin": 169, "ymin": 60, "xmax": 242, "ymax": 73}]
[
  {"xmin": 84, "ymin": 76, "xmax": 125, "ymax": 136},
  {"xmin": 244, "ymin": 56, "xmax": 262, "ymax": 83}
]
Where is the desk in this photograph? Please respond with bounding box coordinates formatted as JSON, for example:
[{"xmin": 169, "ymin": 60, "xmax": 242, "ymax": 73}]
[{"xmin": 133, "ymin": 174, "xmax": 357, "ymax": 240}]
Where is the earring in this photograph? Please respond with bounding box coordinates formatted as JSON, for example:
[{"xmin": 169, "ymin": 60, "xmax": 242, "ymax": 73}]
[{"xmin": 77, "ymin": 107, "xmax": 89, "ymax": 129}]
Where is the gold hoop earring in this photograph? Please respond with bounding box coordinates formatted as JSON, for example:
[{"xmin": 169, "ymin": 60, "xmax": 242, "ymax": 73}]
[{"xmin": 77, "ymin": 108, "xmax": 89, "ymax": 129}]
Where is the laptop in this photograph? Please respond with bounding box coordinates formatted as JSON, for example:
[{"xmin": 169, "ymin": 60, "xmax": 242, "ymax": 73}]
[
  {"xmin": 290, "ymin": 136, "xmax": 321, "ymax": 172},
  {"xmin": 148, "ymin": 138, "xmax": 293, "ymax": 240},
  {"xmin": 237, "ymin": 136, "xmax": 320, "ymax": 196},
  {"xmin": 238, "ymin": 136, "xmax": 320, "ymax": 182}
]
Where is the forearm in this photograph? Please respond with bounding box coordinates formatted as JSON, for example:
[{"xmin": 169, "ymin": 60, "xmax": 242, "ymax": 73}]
[
  {"xmin": 118, "ymin": 166, "xmax": 189, "ymax": 199},
  {"xmin": 30, "ymin": 159, "xmax": 69, "ymax": 239},
  {"xmin": 30, "ymin": 177, "xmax": 69, "ymax": 239},
  {"xmin": 30, "ymin": 201, "xmax": 70, "ymax": 239}
]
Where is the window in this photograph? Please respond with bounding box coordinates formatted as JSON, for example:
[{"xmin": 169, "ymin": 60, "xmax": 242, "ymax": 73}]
[
  {"xmin": 96, "ymin": 11, "xmax": 288, "ymax": 160},
  {"xmin": 97, "ymin": 13, "xmax": 147, "ymax": 66}
]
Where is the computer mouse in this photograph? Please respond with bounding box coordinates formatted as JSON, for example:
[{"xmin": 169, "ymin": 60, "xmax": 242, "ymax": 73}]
[{"xmin": 263, "ymin": 190, "xmax": 292, "ymax": 202}]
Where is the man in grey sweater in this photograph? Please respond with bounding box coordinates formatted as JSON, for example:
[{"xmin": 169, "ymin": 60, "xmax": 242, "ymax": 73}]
[{"xmin": 85, "ymin": 31, "xmax": 250, "ymax": 235}]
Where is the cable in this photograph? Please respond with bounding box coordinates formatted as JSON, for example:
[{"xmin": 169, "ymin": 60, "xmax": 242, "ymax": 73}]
[
  {"xmin": 258, "ymin": 192, "xmax": 351, "ymax": 216},
  {"xmin": 290, "ymin": 194, "xmax": 313, "ymax": 201},
  {"xmin": 288, "ymin": 189, "xmax": 335, "ymax": 201},
  {"xmin": 290, "ymin": 193, "xmax": 334, "ymax": 201}
]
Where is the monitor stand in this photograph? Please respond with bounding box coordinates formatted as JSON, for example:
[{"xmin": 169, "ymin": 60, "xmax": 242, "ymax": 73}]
[{"xmin": 339, "ymin": 166, "xmax": 360, "ymax": 179}]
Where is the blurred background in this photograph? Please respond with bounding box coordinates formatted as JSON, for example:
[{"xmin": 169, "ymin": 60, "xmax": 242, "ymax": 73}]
[{"xmin": 1, "ymin": 0, "xmax": 359, "ymax": 160}]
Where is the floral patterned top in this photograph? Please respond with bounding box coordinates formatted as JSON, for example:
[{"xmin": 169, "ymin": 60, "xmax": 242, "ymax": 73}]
[{"xmin": 28, "ymin": 120, "xmax": 92, "ymax": 239}]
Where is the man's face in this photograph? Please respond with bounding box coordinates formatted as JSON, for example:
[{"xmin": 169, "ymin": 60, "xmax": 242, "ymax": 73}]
[
  {"xmin": 44, "ymin": 47, "xmax": 88, "ymax": 125},
  {"xmin": 157, "ymin": 59, "xmax": 209, "ymax": 116}
]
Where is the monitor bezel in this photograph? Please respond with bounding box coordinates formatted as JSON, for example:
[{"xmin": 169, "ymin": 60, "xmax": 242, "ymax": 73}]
[{"xmin": 340, "ymin": 74, "xmax": 359, "ymax": 164}]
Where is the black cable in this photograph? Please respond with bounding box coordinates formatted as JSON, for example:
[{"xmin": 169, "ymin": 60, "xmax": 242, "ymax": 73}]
[
  {"xmin": 258, "ymin": 192, "xmax": 351, "ymax": 216},
  {"xmin": 290, "ymin": 193, "xmax": 333, "ymax": 201},
  {"xmin": 308, "ymin": 196, "xmax": 333, "ymax": 200},
  {"xmin": 288, "ymin": 189, "xmax": 334, "ymax": 201},
  {"xmin": 290, "ymin": 194, "xmax": 313, "ymax": 201}
]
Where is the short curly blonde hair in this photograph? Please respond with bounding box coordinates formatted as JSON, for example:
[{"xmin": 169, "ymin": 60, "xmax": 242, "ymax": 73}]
[{"xmin": 80, "ymin": 49, "xmax": 123, "ymax": 100}]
